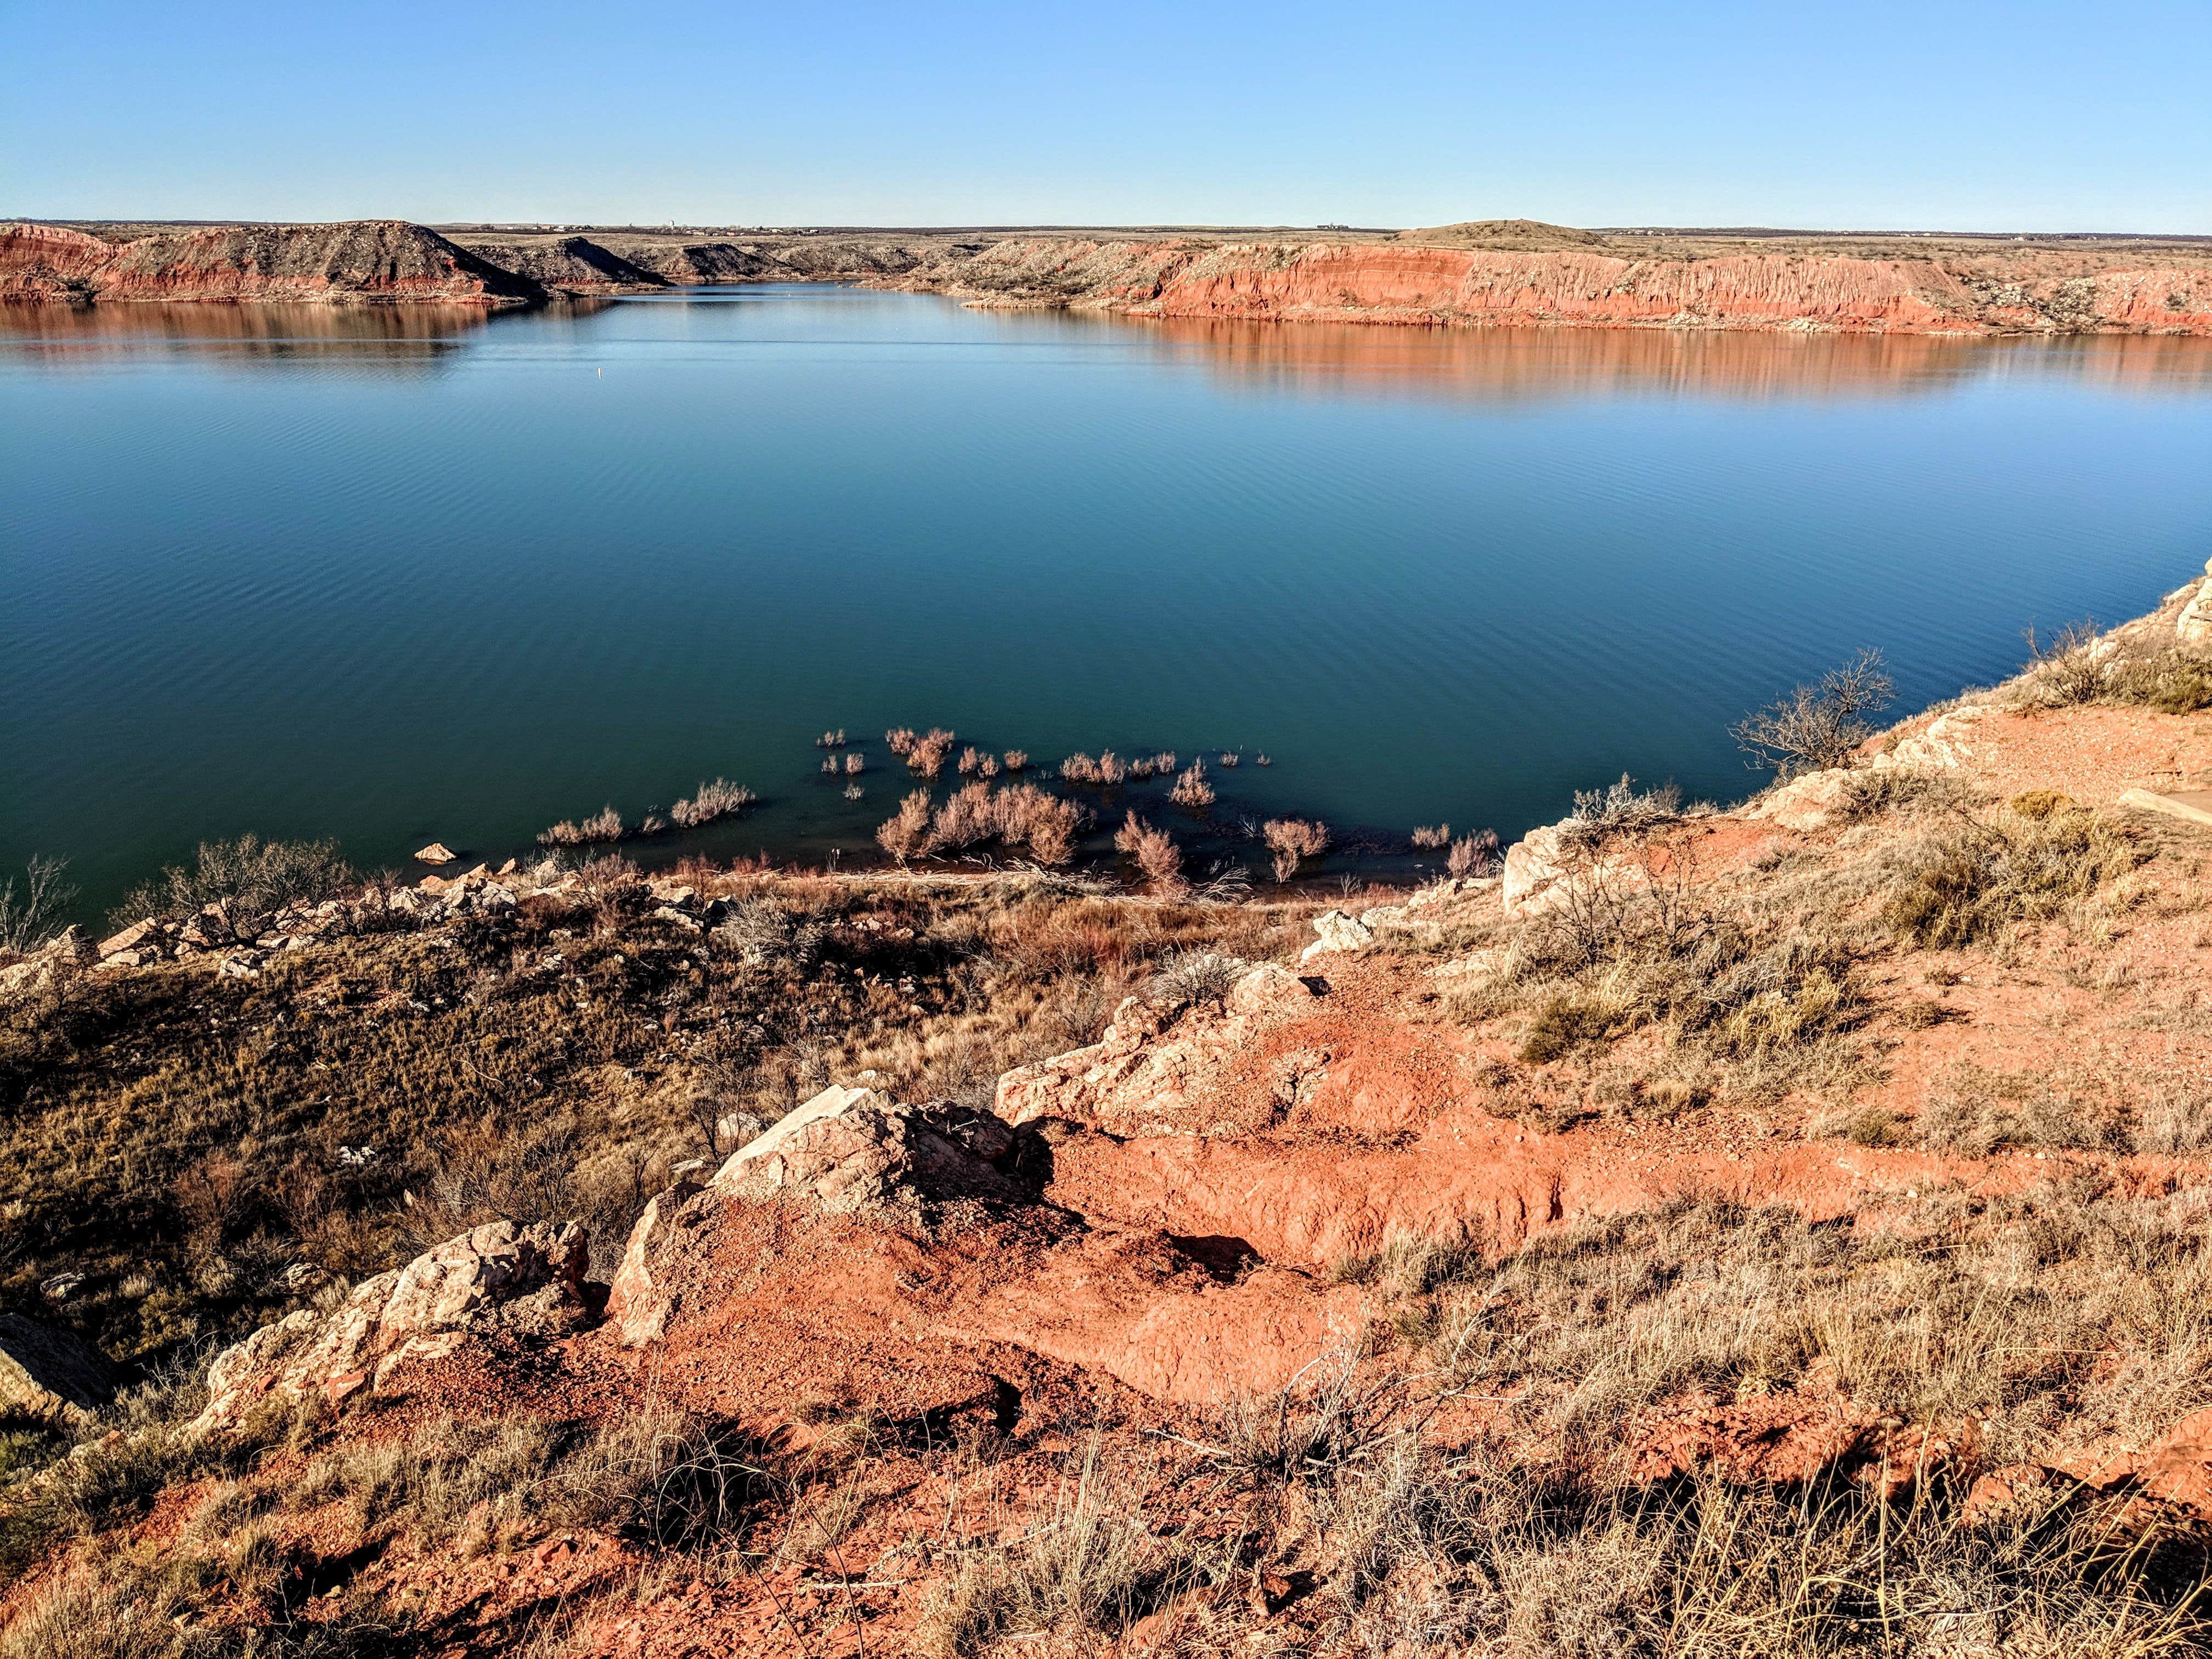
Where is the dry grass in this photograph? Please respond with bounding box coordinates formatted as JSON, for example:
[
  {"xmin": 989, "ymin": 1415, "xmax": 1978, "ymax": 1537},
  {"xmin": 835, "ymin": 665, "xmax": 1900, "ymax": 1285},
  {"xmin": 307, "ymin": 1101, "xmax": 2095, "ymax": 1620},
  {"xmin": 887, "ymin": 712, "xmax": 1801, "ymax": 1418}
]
[{"xmin": 1882, "ymin": 800, "xmax": 2142, "ymax": 949}]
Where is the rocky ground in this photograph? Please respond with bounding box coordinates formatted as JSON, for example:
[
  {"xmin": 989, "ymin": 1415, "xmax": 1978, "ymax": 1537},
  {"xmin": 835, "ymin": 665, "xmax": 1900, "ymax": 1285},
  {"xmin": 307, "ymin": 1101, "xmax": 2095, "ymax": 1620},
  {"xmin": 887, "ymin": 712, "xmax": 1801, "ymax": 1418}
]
[{"xmin": 14, "ymin": 574, "xmax": 2212, "ymax": 1655}]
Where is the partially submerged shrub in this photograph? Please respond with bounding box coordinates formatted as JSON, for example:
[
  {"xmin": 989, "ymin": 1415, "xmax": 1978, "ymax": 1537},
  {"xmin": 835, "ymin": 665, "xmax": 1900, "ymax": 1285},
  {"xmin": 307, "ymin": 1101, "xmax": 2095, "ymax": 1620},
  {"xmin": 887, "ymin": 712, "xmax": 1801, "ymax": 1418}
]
[
  {"xmin": 669, "ymin": 778, "xmax": 756, "ymax": 829},
  {"xmin": 1731, "ymin": 647, "xmax": 1895, "ymax": 780},
  {"xmin": 538, "ymin": 805, "xmax": 625, "ymax": 848},
  {"xmin": 1263, "ymin": 817, "xmax": 1329, "ymax": 884},
  {"xmin": 1410, "ymin": 825, "xmax": 1451, "ymax": 850},
  {"xmin": 909, "ymin": 728, "xmax": 957, "ymax": 778},
  {"xmin": 1168, "ymin": 759, "xmax": 1215, "ymax": 810},
  {"xmin": 117, "ymin": 834, "xmax": 355, "ymax": 929},
  {"xmin": 1884, "ymin": 802, "xmax": 2139, "ymax": 949}
]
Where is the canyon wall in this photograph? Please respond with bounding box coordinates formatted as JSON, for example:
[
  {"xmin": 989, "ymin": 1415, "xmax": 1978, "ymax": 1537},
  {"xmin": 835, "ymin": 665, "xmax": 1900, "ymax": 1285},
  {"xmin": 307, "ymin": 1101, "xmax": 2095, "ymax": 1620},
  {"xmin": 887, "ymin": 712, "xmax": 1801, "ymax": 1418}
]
[
  {"xmin": 910, "ymin": 239, "xmax": 2212, "ymax": 336},
  {"xmin": 0, "ymin": 221, "xmax": 544, "ymax": 306}
]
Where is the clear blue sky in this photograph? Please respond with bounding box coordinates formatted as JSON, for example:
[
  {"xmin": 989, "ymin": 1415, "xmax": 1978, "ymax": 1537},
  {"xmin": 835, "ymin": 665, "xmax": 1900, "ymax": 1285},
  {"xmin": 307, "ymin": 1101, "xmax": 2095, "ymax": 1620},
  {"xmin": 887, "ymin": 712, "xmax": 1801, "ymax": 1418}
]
[{"xmin": 4, "ymin": 0, "xmax": 2206, "ymax": 232}]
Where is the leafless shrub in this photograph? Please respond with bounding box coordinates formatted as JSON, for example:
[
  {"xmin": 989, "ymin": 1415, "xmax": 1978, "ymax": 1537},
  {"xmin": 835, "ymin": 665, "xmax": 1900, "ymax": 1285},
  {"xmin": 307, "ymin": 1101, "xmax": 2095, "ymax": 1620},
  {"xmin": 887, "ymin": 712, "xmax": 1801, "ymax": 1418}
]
[
  {"xmin": 978, "ymin": 754, "xmax": 1000, "ymax": 779},
  {"xmin": 1128, "ymin": 751, "xmax": 1176, "ymax": 779},
  {"xmin": 815, "ymin": 729, "xmax": 847, "ymax": 748},
  {"xmin": 1169, "ymin": 759, "xmax": 1215, "ymax": 809},
  {"xmin": 843, "ymin": 753, "xmax": 864, "ymax": 776},
  {"xmin": 1061, "ymin": 753, "xmax": 1102, "ymax": 785},
  {"xmin": 1255, "ymin": 753, "xmax": 1272, "ymax": 766},
  {"xmin": 885, "ymin": 727, "xmax": 918, "ymax": 758},
  {"xmin": 927, "ymin": 782, "xmax": 1001, "ymax": 853},
  {"xmin": 1410, "ymin": 825, "xmax": 1451, "ymax": 851},
  {"xmin": 1263, "ymin": 817, "xmax": 1330, "ymax": 884},
  {"xmin": 1448, "ymin": 831, "xmax": 1502, "ymax": 878},
  {"xmin": 538, "ymin": 806, "xmax": 625, "ymax": 848},
  {"xmin": 1731, "ymin": 647, "xmax": 1895, "ymax": 780},
  {"xmin": 821, "ymin": 755, "xmax": 841, "ymax": 775},
  {"xmin": 844, "ymin": 782, "xmax": 864, "ymax": 801},
  {"xmin": 877, "ymin": 789, "xmax": 935, "ymax": 865},
  {"xmin": 1114, "ymin": 813, "xmax": 1187, "ymax": 898},
  {"xmin": 2018, "ymin": 619, "xmax": 2107, "ymax": 707},
  {"xmin": 910, "ymin": 728, "xmax": 957, "ymax": 777},
  {"xmin": 0, "ymin": 855, "xmax": 76, "ymax": 952},
  {"xmin": 670, "ymin": 779, "xmax": 755, "ymax": 830},
  {"xmin": 1097, "ymin": 751, "xmax": 1128, "ymax": 785},
  {"xmin": 117, "ymin": 834, "xmax": 355, "ymax": 929},
  {"xmin": 1218, "ymin": 751, "xmax": 1240, "ymax": 768},
  {"xmin": 1002, "ymin": 749, "xmax": 1028, "ymax": 772},
  {"xmin": 1144, "ymin": 948, "xmax": 1244, "ymax": 1007},
  {"xmin": 957, "ymin": 747, "xmax": 983, "ymax": 775}
]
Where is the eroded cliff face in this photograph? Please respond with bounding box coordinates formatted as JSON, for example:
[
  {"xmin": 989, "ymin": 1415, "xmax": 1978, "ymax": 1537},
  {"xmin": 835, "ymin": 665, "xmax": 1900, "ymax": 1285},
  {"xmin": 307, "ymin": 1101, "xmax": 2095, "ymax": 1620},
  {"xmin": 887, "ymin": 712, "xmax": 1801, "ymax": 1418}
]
[
  {"xmin": 0, "ymin": 220, "xmax": 545, "ymax": 306},
  {"xmin": 912, "ymin": 238, "xmax": 2212, "ymax": 336}
]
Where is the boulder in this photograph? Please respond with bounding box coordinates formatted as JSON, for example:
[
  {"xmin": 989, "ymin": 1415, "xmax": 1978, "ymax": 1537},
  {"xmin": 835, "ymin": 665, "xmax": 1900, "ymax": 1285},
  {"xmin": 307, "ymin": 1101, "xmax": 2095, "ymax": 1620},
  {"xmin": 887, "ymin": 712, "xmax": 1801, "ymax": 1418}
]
[
  {"xmin": 1501, "ymin": 823, "xmax": 1570, "ymax": 917},
  {"xmin": 605, "ymin": 1181, "xmax": 704, "ymax": 1346},
  {"xmin": 1299, "ymin": 910, "xmax": 1375, "ymax": 964},
  {"xmin": 1746, "ymin": 768, "xmax": 1857, "ymax": 832},
  {"xmin": 2176, "ymin": 560, "xmax": 2212, "ymax": 647},
  {"xmin": 97, "ymin": 918, "xmax": 160, "ymax": 958},
  {"xmin": 192, "ymin": 1219, "xmax": 588, "ymax": 1434},
  {"xmin": 0, "ymin": 1313, "xmax": 112, "ymax": 1424},
  {"xmin": 0, "ymin": 928, "xmax": 95, "ymax": 999},
  {"xmin": 1226, "ymin": 963, "xmax": 1318, "ymax": 1017},
  {"xmin": 413, "ymin": 842, "xmax": 458, "ymax": 865},
  {"xmin": 712, "ymin": 1085, "xmax": 1029, "ymax": 1211}
]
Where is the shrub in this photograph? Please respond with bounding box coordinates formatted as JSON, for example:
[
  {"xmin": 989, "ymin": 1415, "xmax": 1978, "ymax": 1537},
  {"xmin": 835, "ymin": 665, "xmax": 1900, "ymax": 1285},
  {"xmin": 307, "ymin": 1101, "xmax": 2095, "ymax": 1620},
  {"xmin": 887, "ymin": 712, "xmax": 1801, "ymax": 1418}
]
[
  {"xmin": 1263, "ymin": 818, "xmax": 1330, "ymax": 884},
  {"xmin": 1114, "ymin": 814, "xmax": 1186, "ymax": 898},
  {"xmin": 909, "ymin": 729, "xmax": 957, "ymax": 778},
  {"xmin": 1168, "ymin": 760, "xmax": 1215, "ymax": 809},
  {"xmin": 1521, "ymin": 994, "xmax": 1613, "ymax": 1063},
  {"xmin": 0, "ymin": 855, "xmax": 75, "ymax": 952},
  {"xmin": 1448, "ymin": 830, "xmax": 1501, "ymax": 878},
  {"xmin": 885, "ymin": 727, "xmax": 918, "ymax": 757},
  {"xmin": 843, "ymin": 752, "xmax": 864, "ymax": 776},
  {"xmin": 957, "ymin": 747, "xmax": 983, "ymax": 775},
  {"xmin": 1884, "ymin": 803, "xmax": 2139, "ymax": 949},
  {"xmin": 117, "ymin": 834, "xmax": 355, "ymax": 929},
  {"xmin": 1410, "ymin": 825, "xmax": 1450, "ymax": 850},
  {"xmin": 1060, "ymin": 753, "xmax": 1102, "ymax": 785},
  {"xmin": 2018, "ymin": 619, "xmax": 2107, "ymax": 707},
  {"xmin": 538, "ymin": 806, "xmax": 625, "ymax": 848},
  {"xmin": 1730, "ymin": 647, "xmax": 1894, "ymax": 780},
  {"xmin": 877, "ymin": 789, "xmax": 935, "ymax": 864},
  {"xmin": 2106, "ymin": 648, "xmax": 2212, "ymax": 714},
  {"xmin": 1002, "ymin": 749, "xmax": 1028, "ymax": 772},
  {"xmin": 1096, "ymin": 751, "xmax": 1127, "ymax": 785},
  {"xmin": 670, "ymin": 779, "xmax": 755, "ymax": 829}
]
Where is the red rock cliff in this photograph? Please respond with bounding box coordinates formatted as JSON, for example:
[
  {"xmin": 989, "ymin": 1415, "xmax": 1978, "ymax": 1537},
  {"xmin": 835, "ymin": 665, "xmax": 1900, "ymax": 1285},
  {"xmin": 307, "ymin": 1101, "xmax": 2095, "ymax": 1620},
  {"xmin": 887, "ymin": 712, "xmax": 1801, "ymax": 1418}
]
[
  {"xmin": 917, "ymin": 239, "xmax": 2212, "ymax": 336},
  {"xmin": 0, "ymin": 221, "xmax": 544, "ymax": 307}
]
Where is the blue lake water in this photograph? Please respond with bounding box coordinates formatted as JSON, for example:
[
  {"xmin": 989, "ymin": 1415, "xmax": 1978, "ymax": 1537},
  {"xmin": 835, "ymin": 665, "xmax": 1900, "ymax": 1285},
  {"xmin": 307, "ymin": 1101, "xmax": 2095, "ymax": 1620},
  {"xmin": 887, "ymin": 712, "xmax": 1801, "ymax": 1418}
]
[{"xmin": 5, "ymin": 286, "xmax": 2211, "ymax": 917}]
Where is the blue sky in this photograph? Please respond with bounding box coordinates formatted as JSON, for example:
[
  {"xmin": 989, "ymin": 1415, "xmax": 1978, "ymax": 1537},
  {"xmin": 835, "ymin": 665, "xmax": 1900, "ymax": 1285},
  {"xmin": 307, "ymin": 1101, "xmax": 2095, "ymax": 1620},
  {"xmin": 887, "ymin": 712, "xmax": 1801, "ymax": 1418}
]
[{"xmin": 4, "ymin": 0, "xmax": 2207, "ymax": 231}]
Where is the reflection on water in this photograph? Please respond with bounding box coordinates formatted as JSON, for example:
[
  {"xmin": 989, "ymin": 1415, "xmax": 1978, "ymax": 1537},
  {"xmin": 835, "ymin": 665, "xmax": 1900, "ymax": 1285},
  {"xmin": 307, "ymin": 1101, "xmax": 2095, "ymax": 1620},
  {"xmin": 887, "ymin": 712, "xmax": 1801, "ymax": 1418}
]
[
  {"xmin": 4, "ymin": 285, "xmax": 2211, "ymax": 920},
  {"xmin": 1140, "ymin": 315, "xmax": 2212, "ymax": 404}
]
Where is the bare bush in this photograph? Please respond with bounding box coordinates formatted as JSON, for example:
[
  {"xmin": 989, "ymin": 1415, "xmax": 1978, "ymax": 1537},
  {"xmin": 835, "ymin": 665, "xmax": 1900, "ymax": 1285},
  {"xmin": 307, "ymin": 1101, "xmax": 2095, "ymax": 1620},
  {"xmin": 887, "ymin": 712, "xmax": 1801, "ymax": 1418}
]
[
  {"xmin": 1060, "ymin": 753, "xmax": 1102, "ymax": 785},
  {"xmin": 669, "ymin": 779, "xmax": 756, "ymax": 830},
  {"xmin": 0, "ymin": 855, "xmax": 76, "ymax": 952},
  {"xmin": 957, "ymin": 747, "xmax": 983, "ymax": 775},
  {"xmin": 1114, "ymin": 813, "xmax": 1187, "ymax": 898},
  {"xmin": 1731, "ymin": 648, "xmax": 1895, "ymax": 780},
  {"xmin": 2019, "ymin": 619, "xmax": 2107, "ymax": 707},
  {"xmin": 1410, "ymin": 825, "xmax": 1450, "ymax": 850},
  {"xmin": 118, "ymin": 834, "xmax": 355, "ymax": 930},
  {"xmin": 843, "ymin": 752, "xmax": 864, "ymax": 776},
  {"xmin": 885, "ymin": 727, "xmax": 918, "ymax": 758},
  {"xmin": 815, "ymin": 729, "xmax": 846, "ymax": 748},
  {"xmin": 910, "ymin": 728, "xmax": 957, "ymax": 778},
  {"xmin": 1263, "ymin": 817, "xmax": 1330, "ymax": 884},
  {"xmin": 1097, "ymin": 751, "xmax": 1128, "ymax": 785},
  {"xmin": 1448, "ymin": 831, "xmax": 1502, "ymax": 878},
  {"xmin": 538, "ymin": 805, "xmax": 625, "ymax": 848},
  {"xmin": 877, "ymin": 789, "xmax": 935, "ymax": 865},
  {"xmin": 1169, "ymin": 759, "xmax": 1215, "ymax": 809},
  {"xmin": 1002, "ymin": 749, "xmax": 1028, "ymax": 772}
]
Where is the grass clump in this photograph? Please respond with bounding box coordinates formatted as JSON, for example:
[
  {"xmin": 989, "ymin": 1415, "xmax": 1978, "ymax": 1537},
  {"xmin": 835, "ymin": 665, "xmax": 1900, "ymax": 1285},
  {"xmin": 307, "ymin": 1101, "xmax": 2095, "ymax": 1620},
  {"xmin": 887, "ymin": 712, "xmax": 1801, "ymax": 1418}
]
[{"xmin": 1884, "ymin": 801, "xmax": 2140, "ymax": 949}]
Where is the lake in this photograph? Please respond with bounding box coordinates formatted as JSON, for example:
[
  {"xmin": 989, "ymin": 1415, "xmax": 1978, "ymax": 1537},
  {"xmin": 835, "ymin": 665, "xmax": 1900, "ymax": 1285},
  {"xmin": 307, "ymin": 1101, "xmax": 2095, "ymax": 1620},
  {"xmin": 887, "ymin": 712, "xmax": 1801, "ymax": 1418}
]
[{"xmin": 5, "ymin": 287, "xmax": 2211, "ymax": 920}]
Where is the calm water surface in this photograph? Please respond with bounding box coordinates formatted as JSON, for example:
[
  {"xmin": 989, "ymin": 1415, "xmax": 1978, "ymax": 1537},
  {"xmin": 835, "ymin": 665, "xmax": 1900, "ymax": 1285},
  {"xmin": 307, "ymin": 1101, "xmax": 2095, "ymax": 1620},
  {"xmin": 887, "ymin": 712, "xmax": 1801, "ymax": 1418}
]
[{"xmin": 5, "ymin": 288, "xmax": 2212, "ymax": 917}]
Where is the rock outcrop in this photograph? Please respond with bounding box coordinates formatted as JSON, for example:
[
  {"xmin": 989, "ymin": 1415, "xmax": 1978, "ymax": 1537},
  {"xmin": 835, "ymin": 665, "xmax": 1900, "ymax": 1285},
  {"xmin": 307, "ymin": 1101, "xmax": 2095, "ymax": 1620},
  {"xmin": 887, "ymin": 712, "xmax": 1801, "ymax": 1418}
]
[
  {"xmin": 0, "ymin": 221, "xmax": 545, "ymax": 307},
  {"xmin": 710, "ymin": 1084, "xmax": 1035, "ymax": 1210},
  {"xmin": 439, "ymin": 235, "xmax": 667, "ymax": 295},
  {"xmin": 910, "ymin": 238, "xmax": 2212, "ymax": 337},
  {"xmin": 192, "ymin": 1220, "xmax": 587, "ymax": 1434},
  {"xmin": 0, "ymin": 1314, "xmax": 113, "ymax": 1424}
]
